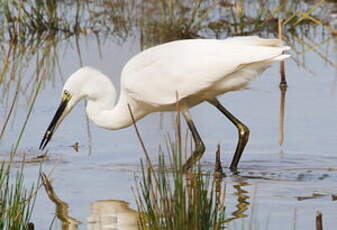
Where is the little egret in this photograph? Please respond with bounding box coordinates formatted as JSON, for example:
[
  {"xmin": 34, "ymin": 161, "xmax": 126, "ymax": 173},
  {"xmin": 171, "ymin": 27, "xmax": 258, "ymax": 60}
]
[{"xmin": 39, "ymin": 36, "xmax": 290, "ymax": 172}]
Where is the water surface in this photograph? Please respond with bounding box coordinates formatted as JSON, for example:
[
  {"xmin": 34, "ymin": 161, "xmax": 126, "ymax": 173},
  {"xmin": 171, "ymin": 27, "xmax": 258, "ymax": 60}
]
[{"xmin": 1, "ymin": 1, "xmax": 337, "ymax": 229}]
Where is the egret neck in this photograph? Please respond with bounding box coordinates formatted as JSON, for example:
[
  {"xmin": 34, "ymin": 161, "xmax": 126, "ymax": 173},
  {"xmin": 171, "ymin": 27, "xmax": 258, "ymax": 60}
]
[{"xmin": 86, "ymin": 91, "xmax": 146, "ymax": 130}]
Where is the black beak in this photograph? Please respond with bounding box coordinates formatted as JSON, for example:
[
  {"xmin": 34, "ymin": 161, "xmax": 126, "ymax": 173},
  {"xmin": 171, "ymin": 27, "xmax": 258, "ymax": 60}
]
[{"xmin": 39, "ymin": 98, "xmax": 69, "ymax": 150}]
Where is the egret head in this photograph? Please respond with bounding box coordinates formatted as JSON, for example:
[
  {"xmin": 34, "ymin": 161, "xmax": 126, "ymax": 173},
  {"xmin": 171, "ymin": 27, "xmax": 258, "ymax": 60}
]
[
  {"xmin": 39, "ymin": 79, "xmax": 82, "ymax": 150},
  {"xmin": 39, "ymin": 67, "xmax": 114, "ymax": 150}
]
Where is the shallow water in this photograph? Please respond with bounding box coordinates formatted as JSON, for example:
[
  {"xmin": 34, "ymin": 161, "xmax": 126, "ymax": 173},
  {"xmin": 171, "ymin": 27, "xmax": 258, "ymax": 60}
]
[
  {"xmin": 1, "ymin": 1, "xmax": 337, "ymax": 229},
  {"xmin": 6, "ymin": 36, "xmax": 336, "ymax": 229}
]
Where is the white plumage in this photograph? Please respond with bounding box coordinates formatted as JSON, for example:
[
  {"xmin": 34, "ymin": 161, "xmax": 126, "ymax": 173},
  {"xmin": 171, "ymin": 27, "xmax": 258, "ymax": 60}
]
[
  {"xmin": 40, "ymin": 36, "xmax": 290, "ymax": 172},
  {"xmin": 123, "ymin": 37, "xmax": 289, "ymax": 106}
]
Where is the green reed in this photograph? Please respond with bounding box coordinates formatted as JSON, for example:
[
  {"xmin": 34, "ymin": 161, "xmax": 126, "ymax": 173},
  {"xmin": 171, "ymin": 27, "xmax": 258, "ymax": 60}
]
[
  {"xmin": 133, "ymin": 105, "xmax": 226, "ymax": 230},
  {"xmin": 0, "ymin": 157, "xmax": 36, "ymax": 229},
  {"xmin": 135, "ymin": 147, "xmax": 227, "ymax": 230}
]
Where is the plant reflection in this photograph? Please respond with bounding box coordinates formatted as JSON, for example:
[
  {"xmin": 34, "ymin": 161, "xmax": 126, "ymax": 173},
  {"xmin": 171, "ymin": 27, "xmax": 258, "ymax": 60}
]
[
  {"xmin": 41, "ymin": 169, "xmax": 252, "ymax": 229},
  {"xmin": 41, "ymin": 172, "xmax": 140, "ymax": 230},
  {"xmin": 228, "ymin": 181, "xmax": 250, "ymax": 221},
  {"xmin": 40, "ymin": 173, "xmax": 81, "ymax": 230}
]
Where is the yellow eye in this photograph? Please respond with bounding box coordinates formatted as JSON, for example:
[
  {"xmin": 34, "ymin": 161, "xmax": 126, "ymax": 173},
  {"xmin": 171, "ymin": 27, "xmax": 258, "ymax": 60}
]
[{"xmin": 63, "ymin": 90, "xmax": 71, "ymax": 100}]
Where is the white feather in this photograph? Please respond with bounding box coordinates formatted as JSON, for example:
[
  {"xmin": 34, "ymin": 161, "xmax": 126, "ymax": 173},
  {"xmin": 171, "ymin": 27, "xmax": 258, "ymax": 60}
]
[
  {"xmin": 59, "ymin": 36, "xmax": 290, "ymax": 129},
  {"xmin": 122, "ymin": 37, "xmax": 290, "ymax": 108}
]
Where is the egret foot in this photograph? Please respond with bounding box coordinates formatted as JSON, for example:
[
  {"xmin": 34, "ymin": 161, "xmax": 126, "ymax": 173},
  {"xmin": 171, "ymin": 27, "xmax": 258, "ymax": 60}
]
[{"xmin": 229, "ymin": 166, "xmax": 240, "ymax": 175}]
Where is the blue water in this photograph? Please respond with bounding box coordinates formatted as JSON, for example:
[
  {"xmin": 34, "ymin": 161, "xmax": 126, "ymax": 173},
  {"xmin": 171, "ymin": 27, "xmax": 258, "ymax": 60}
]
[{"xmin": 1, "ymin": 33, "xmax": 337, "ymax": 229}]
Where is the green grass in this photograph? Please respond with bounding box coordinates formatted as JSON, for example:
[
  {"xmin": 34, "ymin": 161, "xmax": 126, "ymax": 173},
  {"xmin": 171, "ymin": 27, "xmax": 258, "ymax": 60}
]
[
  {"xmin": 135, "ymin": 148, "xmax": 227, "ymax": 230},
  {"xmin": 0, "ymin": 157, "xmax": 36, "ymax": 229},
  {"xmin": 133, "ymin": 107, "xmax": 227, "ymax": 230}
]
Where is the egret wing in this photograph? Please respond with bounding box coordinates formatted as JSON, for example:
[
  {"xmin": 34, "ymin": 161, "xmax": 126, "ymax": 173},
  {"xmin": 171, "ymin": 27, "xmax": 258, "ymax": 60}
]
[{"xmin": 122, "ymin": 37, "xmax": 288, "ymax": 106}]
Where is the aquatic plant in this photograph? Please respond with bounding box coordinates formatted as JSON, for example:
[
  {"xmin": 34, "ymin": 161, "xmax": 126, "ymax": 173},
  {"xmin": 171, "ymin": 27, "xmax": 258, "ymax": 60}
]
[
  {"xmin": 133, "ymin": 107, "xmax": 227, "ymax": 230},
  {"xmin": 135, "ymin": 146, "xmax": 227, "ymax": 229},
  {"xmin": 0, "ymin": 158, "xmax": 36, "ymax": 229}
]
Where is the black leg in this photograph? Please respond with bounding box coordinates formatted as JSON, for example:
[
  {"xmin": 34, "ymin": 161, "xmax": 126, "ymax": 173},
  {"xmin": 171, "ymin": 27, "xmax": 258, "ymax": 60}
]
[
  {"xmin": 208, "ymin": 98, "xmax": 249, "ymax": 172},
  {"xmin": 182, "ymin": 110, "xmax": 205, "ymax": 172}
]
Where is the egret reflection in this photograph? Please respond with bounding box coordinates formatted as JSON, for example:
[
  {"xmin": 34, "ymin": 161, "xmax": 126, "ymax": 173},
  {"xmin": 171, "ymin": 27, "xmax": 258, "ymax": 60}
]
[{"xmin": 87, "ymin": 200, "xmax": 138, "ymax": 230}]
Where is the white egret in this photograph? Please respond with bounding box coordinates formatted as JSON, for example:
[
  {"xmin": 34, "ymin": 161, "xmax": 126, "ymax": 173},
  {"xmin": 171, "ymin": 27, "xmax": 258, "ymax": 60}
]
[{"xmin": 40, "ymin": 36, "xmax": 290, "ymax": 172}]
